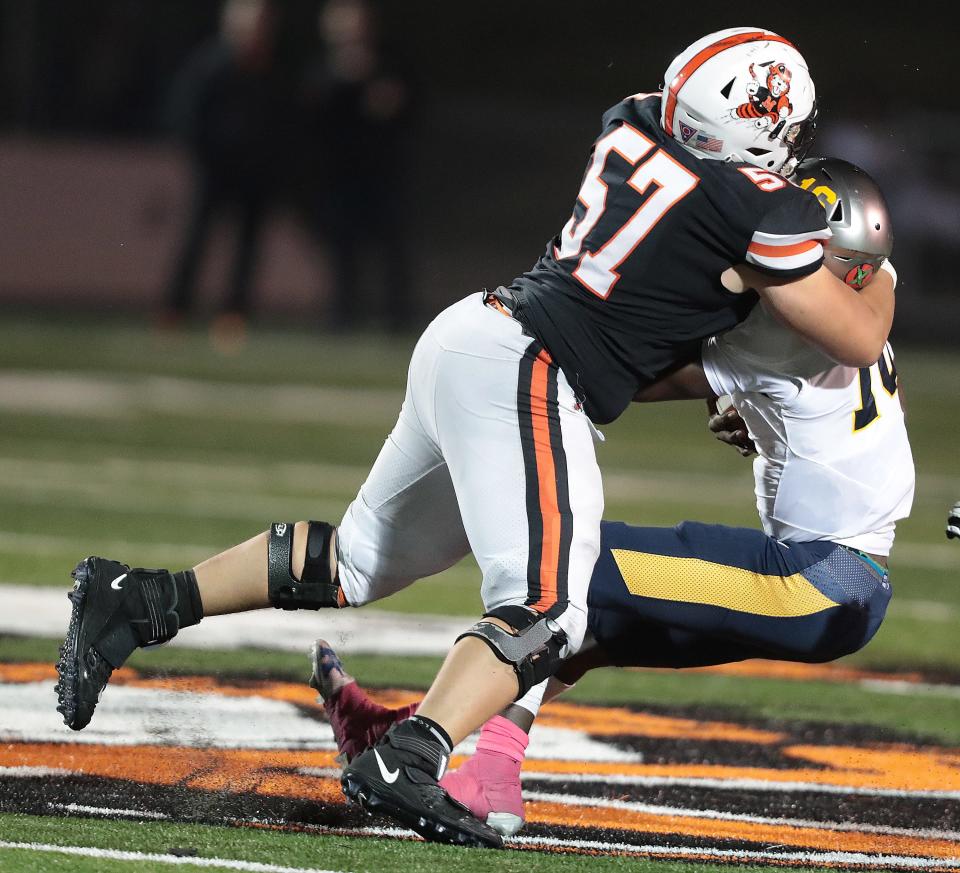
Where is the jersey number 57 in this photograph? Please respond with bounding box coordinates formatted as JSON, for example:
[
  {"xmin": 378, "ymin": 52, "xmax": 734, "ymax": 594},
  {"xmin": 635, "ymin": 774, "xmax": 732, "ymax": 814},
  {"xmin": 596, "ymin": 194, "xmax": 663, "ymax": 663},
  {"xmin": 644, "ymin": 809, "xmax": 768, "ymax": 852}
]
[{"xmin": 555, "ymin": 124, "xmax": 700, "ymax": 299}]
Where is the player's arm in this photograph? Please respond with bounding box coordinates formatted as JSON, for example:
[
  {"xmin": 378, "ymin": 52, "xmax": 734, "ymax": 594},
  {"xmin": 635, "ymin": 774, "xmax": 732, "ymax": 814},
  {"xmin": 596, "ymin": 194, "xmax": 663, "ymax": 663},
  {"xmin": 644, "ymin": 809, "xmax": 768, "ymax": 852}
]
[
  {"xmin": 740, "ymin": 176, "xmax": 895, "ymax": 367},
  {"xmin": 632, "ymin": 362, "xmax": 713, "ymax": 402},
  {"xmin": 633, "ymin": 363, "xmax": 756, "ymax": 456},
  {"xmin": 750, "ymin": 263, "xmax": 894, "ymax": 367}
]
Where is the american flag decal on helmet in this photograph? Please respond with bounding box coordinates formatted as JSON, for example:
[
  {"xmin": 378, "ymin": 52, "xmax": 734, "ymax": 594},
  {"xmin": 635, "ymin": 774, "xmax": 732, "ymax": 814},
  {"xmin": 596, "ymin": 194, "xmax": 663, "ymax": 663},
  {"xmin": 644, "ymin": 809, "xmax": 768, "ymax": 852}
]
[{"xmin": 694, "ymin": 132, "xmax": 723, "ymax": 153}]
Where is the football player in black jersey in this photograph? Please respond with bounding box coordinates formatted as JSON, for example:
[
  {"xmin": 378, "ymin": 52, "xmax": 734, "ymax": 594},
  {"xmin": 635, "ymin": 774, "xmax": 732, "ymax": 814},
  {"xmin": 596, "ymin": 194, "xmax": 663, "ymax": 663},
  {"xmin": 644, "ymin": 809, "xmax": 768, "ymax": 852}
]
[{"xmin": 56, "ymin": 27, "xmax": 895, "ymax": 848}]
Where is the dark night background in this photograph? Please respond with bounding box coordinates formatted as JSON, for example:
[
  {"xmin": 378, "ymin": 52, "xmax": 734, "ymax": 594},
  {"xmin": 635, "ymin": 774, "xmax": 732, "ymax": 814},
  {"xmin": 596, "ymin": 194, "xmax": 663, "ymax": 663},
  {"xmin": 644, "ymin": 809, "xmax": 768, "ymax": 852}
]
[{"xmin": 0, "ymin": 1, "xmax": 955, "ymax": 341}]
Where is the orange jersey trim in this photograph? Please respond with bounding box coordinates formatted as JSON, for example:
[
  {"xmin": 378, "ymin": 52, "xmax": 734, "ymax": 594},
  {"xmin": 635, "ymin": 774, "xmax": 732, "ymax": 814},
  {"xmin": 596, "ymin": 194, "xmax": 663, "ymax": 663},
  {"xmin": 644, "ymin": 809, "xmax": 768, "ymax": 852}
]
[{"xmin": 747, "ymin": 238, "xmax": 821, "ymax": 259}]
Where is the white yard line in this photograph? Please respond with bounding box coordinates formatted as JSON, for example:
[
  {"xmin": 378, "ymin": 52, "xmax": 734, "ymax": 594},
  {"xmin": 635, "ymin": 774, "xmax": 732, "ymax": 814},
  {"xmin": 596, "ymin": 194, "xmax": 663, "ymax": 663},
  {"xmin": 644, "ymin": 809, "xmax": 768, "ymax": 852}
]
[
  {"xmin": 0, "ymin": 455, "xmax": 369, "ymax": 495},
  {"xmin": 315, "ymin": 825, "xmax": 960, "ymax": 868},
  {"xmin": 2, "ymin": 449, "xmax": 957, "ymax": 567},
  {"xmin": 0, "ymin": 583, "xmax": 468, "ymax": 657},
  {"xmin": 49, "ymin": 802, "xmax": 169, "ymax": 820},
  {"xmin": 522, "ymin": 789, "xmax": 960, "ymax": 841},
  {"xmin": 520, "ymin": 770, "xmax": 960, "ymax": 800},
  {"xmin": 0, "ymin": 371, "xmax": 401, "ymax": 428},
  {"xmin": 508, "ymin": 833, "xmax": 960, "ymax": 869},
  {"xmin": 0, "ymin": 531, "xmax": 216, "ymax": 565},
  {"xmin": 0, "ymin": 451, "xmax": 755, "ymax": 509},
  {"xmin": 0, "ymin": 841, "xmax": 349, "ymax": 873},
  {"xmin": 0, "ymin": 766, "xmax": 70, "ymax": 777},
  {"xmin": 3, "ymin": 578, "xmax": 960, "ymax": 667},
  {"xmin": 861, "ymin": 678, "xmax": 960, "ymax": 699}
]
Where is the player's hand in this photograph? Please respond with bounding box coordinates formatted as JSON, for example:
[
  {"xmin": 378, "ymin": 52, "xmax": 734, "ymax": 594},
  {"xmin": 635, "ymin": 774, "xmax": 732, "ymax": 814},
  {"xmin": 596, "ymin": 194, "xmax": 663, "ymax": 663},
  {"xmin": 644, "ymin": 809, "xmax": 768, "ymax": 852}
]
[
  {"xmin": 707, "ymin": 403, "xmax": 756, "ymax": 457},
  {"xmin": 948, "ymin": 502, "xmax": 960, "ymax": 540}
]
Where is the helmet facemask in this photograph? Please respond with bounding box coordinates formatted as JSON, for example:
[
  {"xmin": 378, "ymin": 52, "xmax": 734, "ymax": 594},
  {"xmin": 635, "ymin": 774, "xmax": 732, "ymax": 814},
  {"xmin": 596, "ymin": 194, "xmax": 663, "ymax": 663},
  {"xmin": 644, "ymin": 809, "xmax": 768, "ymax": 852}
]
[{"xmin": 778, "ymin": 102, "xmax": 818, "ymax": 176}]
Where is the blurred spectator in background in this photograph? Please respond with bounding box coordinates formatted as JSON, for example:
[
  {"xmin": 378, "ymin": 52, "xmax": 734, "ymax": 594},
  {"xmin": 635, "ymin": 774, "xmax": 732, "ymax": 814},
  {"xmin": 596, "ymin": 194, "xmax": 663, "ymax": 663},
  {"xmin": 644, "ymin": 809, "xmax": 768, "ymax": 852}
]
[
  {"xmin": 159, "ymin": 0, "xmax": 291, "ymax": 347},
  {"xmin": 304, "ymin": 0, "xmax": 415, "ymax": 331}
]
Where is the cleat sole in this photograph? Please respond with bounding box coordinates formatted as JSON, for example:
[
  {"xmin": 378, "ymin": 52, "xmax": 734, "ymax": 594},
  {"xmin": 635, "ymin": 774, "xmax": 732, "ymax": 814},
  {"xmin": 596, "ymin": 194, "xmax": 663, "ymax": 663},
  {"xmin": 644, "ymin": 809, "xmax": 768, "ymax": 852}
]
[
  {"xmin": 54, "ymin": 558, "xmax": 102, "ymax": 731},
  {"xmin": 341, "ymin": 772, "xmax": 502, "ymax": 849}
]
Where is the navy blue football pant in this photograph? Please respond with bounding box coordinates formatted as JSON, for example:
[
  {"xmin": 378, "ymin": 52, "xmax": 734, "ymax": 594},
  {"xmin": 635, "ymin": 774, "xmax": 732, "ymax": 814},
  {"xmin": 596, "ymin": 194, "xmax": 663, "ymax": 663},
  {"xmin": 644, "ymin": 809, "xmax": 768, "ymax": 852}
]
[{"xmin": 585, "ymin": 520, "xmax": 892, "ymax": 669}]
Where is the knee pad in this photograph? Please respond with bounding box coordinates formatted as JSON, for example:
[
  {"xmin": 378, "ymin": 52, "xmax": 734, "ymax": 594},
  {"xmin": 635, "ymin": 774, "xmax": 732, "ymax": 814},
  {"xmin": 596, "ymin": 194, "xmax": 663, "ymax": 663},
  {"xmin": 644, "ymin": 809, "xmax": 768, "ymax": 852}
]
[
  {"xmin": 268, "ymin": 521, "xmax": 341, "ymax": 610},
  {"xmin": 456, "ymin": 605, "xmax": 568, "ymax": 698}
]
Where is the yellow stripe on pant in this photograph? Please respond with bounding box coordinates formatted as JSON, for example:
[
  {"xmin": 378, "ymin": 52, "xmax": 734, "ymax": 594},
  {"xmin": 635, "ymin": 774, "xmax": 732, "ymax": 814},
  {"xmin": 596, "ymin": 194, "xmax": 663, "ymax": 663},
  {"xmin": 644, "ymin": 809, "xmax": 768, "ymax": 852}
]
[{"xmin": 610, "ymin": 549, "xmax": 839, "ymax": 618}]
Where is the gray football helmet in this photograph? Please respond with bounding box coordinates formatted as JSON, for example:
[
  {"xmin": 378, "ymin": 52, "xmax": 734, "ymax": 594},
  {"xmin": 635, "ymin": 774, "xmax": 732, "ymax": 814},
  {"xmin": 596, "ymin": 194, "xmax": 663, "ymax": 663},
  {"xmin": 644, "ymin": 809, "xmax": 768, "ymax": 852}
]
[{"xmin": 792, "ymin": 157, "xmax": 893, "ymax": 289}]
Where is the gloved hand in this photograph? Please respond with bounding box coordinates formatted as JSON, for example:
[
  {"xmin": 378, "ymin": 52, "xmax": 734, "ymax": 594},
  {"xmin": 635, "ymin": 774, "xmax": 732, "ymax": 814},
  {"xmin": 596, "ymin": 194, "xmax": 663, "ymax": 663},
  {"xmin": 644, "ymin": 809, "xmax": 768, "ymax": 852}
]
[
  {"xmin": 707, "ymin": 397, "xmax": 756, "ymax": 458},
  {"xmin": 948, "ymin": 502, "xmax": 960, "ymax": 540}
]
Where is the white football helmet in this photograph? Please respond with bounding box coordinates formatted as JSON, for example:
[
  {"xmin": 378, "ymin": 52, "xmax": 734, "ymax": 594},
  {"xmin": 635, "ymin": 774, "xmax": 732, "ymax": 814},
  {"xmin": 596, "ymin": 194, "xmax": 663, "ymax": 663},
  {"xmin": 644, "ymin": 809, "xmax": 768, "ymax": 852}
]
[{"xmin": 660, "ymin": 27, "xmax": 817, "ymax": 176}]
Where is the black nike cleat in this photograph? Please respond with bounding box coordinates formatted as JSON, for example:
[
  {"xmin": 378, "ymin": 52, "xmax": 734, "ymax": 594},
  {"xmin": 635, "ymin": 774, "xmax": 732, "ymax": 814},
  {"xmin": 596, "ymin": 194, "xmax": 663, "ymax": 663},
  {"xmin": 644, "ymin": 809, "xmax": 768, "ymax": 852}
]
[
  {"xmin": 341, "ymin": 718, "xmax": 503, "ymax": 849},
  {"xmin": 55, "ymin": 556, "xmax": 179, "ymax": 730}
]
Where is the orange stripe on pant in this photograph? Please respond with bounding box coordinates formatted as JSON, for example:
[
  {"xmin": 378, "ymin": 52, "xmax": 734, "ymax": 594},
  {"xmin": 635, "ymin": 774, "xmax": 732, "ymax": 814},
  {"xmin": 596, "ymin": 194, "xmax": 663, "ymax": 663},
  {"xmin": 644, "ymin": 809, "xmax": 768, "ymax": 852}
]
[{"xmin": 529, "ymin": 349, "xmax": 561, "ymax": 613}]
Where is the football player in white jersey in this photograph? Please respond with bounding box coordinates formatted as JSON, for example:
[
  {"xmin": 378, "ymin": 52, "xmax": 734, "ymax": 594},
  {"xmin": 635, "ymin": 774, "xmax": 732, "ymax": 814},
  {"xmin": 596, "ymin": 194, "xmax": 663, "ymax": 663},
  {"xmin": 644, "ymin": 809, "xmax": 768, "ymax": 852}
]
[
  {"xmin": 948, "ymin": 503, "xmax": 960, "ymax": 539},
  {"xmin": 309, "ymin": 157, "xmax": 915, "ymax": 837}
]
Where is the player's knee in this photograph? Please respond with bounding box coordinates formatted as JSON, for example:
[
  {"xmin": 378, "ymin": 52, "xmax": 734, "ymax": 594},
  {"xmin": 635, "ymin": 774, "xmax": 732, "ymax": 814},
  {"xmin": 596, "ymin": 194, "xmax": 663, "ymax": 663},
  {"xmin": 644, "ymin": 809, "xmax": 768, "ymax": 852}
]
[
  {"xmin": 550, "ymin": 602, "xmax": 588, "ymax": 655},
  {"xmin": 456, "ymin": 605, "xmax": 570, "ymax": 699},
  {"xmin": 267, "ymin": 520, "xmax": 341, "ymax": 610}
]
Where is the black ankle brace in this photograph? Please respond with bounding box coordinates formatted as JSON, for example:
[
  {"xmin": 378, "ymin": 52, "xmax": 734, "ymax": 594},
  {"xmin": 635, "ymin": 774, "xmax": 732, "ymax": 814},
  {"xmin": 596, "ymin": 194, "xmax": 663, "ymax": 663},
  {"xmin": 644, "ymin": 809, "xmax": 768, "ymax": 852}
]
[
  {"xmin": 172, "ymin": 570, "xmax": 203, "ymax": 629},
  {"xmin": 127, "ymin": 570, "xmax": 183, "ymax": 647},
  {"xmin": 95, "ymin": 568, "xmax": 183, "ymax": 666},
  {"xmin": 390, "ymin": 718, "xmax": 451, "ymax": 780}
]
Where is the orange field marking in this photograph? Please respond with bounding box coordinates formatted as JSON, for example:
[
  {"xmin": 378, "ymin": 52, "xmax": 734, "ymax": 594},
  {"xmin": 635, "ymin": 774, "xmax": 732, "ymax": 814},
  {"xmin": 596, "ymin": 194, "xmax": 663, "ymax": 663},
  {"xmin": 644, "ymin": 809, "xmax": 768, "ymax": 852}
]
[
  {"xmin": 5, "ymin": 741, "xmax": 959, "ymax": 859},
  {"xmin": 2, "ymin": 662, "xmax": 782, "ymax": 744},
  {"xmin": 674, "ymin": 659, "xmax": 929, "ymax": 685},
  {"xmin": 5, "ymin": 662, "xmax": 960, "ymax": 867},
  {"xmin": 528, "ymin": 800, "xmax": 960, "ymax": 858},
  {"xmin": 535, "ymin": 699, "xmax": 784, "ymax": 744},
  {"xmin": 0, "ymin": 742, "xmax": 344, "ymax": 803},
  {"xmin": 7, "ymin": 662, "xmax": 960, "ymax": 793}
]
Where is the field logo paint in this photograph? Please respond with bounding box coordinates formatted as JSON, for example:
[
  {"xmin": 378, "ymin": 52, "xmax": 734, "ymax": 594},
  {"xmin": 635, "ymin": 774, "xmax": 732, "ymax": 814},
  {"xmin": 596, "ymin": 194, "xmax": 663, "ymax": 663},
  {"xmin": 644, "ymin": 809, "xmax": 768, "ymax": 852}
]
[{"xmin": 2, "ymin": 662, "xmax": 960, "ymax": 867}]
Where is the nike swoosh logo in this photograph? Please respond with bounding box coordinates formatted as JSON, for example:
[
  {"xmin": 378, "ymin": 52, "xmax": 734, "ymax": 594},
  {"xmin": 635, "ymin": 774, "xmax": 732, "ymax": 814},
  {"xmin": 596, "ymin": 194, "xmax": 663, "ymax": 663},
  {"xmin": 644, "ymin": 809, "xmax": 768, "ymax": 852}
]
[
  {"xmin": 110, "ymin": 573, "xmax": 128, "ymax": 591},
  {"xmin": 373, "ymin": 748, "xmax": 399, "ymax": 784}
]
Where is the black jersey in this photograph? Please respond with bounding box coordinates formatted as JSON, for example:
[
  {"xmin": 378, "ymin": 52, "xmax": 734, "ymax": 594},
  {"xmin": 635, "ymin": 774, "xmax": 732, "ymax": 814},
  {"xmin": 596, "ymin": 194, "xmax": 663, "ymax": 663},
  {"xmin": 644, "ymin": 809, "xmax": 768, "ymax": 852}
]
[{"xmin": 509, "ymin": 94, "xmax": 830, "ymax": 424}]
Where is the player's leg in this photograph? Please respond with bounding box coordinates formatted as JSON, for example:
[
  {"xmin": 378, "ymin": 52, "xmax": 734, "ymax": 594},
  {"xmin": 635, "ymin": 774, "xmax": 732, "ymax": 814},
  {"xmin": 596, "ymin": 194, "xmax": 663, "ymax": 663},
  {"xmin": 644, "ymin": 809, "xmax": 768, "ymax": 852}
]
[
  {"xmin": 411, "ymin": 325, "xmax": 601, "ymax": 741},
  {"xmin": 340, "ymin": 294, "xmax": 601, "ymax": 846},
  {"xmin": 436, "ymin": 520, "xmax": 893, "ymax": 834},
  {"xmin": 308, "ymin": 635, "xmax": 527, "ymax": 834},
  {"xmin": 54, "ymin": 518, "xmax": 346, "ymax": 732},
  {"xmin": 309, "ymin": 639, "xmax": 419, "ymax": 764},
  {"xmin": 55, "ymin": 323, "xmax": 471, "ymax": 733},
  {"xmin": 585, "ymin": 519, "xmax": 893, "ymax": 667}
]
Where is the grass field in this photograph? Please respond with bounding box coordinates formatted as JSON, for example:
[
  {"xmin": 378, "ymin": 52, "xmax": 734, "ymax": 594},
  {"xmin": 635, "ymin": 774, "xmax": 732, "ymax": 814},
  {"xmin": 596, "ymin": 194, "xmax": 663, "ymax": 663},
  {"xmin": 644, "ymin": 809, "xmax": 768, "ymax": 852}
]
[{"xmin": 1, "ymin": 312, "xmax": 959, "ymax": 872}]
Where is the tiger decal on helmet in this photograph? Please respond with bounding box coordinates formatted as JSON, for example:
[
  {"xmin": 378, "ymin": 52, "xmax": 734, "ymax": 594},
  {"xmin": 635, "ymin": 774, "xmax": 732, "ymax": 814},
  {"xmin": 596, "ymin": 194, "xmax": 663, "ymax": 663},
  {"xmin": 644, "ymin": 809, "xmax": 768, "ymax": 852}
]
[{"xmin": 735, "ymin": 61, "xmax": 793, "ymax": 129}]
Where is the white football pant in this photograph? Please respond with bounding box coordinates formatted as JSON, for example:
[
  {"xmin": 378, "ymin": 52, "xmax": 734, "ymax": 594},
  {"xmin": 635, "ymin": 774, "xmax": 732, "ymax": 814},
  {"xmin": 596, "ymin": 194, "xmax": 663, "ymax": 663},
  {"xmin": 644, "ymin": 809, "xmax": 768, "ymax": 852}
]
[{"xmin": 336, "ymin": 292, "xmax": 603, "ymax": 653}]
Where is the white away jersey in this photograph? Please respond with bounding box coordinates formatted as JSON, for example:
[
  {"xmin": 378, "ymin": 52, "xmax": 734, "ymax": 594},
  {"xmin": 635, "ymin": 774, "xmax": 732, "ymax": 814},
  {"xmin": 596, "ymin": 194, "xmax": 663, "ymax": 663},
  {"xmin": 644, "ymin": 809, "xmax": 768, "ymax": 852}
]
[{"xmin": 701, "ymin": 304, "xmax": 915, "ymax": 555}]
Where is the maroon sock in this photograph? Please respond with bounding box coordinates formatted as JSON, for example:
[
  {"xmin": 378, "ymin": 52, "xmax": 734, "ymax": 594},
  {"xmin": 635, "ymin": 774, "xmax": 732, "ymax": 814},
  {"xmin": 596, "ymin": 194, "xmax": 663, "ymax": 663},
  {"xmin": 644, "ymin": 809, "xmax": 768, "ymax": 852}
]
[{"xmin": 325, "ymin": 682, "xmax": 419, "ymax": 761}]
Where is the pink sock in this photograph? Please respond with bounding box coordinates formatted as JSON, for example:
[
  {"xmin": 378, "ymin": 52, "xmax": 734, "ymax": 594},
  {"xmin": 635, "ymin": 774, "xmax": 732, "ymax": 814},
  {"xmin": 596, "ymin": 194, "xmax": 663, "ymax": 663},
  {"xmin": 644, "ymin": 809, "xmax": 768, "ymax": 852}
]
[
  {"xmin": 439, "ymin": 715, "xmax": 527, "ymax": 833},
  {"xmin": 475, "ymin": 715, "xmax": 529, "ymax": 763}
]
